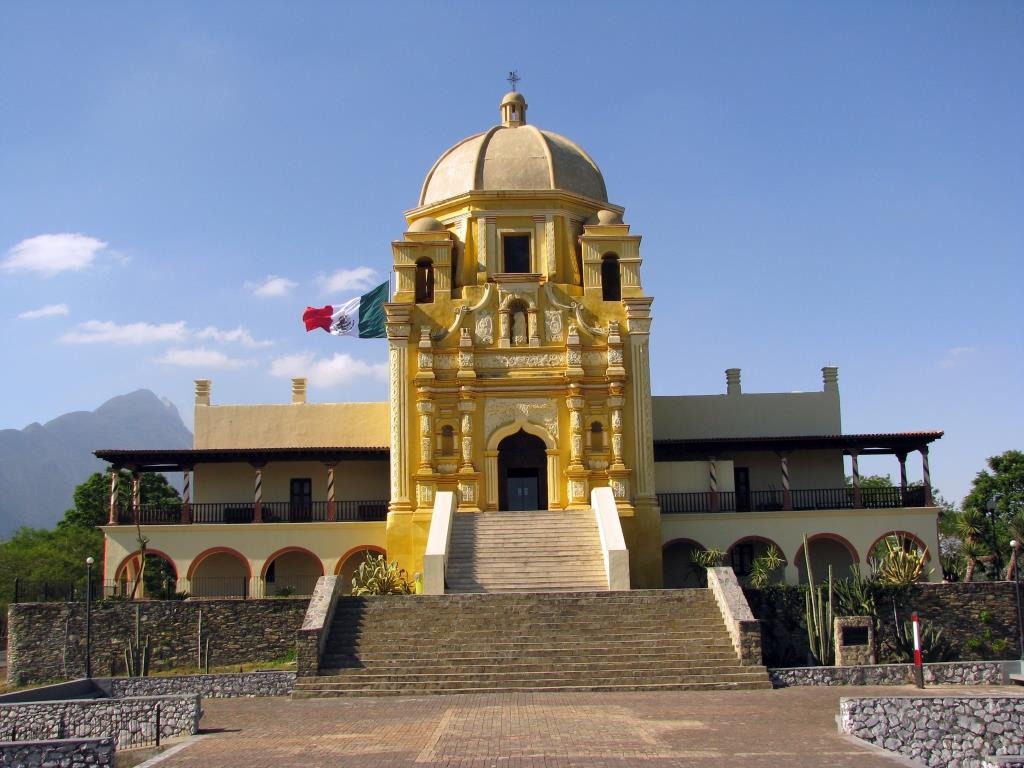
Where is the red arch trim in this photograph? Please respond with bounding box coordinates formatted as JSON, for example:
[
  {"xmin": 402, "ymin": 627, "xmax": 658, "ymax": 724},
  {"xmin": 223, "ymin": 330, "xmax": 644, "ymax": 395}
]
[
  {"xmin": 334, "ymin": 545, "xmax": 385, "ymax": 575},
  {"xmin": 187, "ymin": 546, "xmax": 252, "ymax": 580},
  {"xmin": 114, "ymin": 549, "xmax": 179, "ymax": 581},
  {"xmin": 259, "ymin": 547, "xmax": 325, "ymax": 580},
  {"xmin": 726, "ymin": 535, "xmax": 786, "ymax": 557},
  {"xmin": 792, "ymin": 532, "xmax": 861, "ymax": 566},
  {"xmin": 867, "ymin": 530, "xmax": 931, "ymax": 562}
]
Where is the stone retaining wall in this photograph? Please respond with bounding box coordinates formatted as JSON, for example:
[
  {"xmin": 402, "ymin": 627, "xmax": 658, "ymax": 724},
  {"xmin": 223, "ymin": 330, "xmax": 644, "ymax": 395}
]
[
  {"xmin": 0, "ymin": 737, "xmax": 113, "ymax": 767},
  {"xmin": 104, "ymin": 670, "xmax": 295, "ymax": 698},
  {"xmin": 0, "ymin": 694, "xmax": 199, "ymax": 750},
  {"xmin": 840, "ymin": 695, "xmax": 1024, "ymax": 768},
  {"xmin": 6, "ymin": 599, "xmax": 308, "ymax": 685},
  {"xmin": 747, "ymin": 582, "xmax": 1021, "ymax": 667},
  {"xmin": 771, "ymin": 660, "xmax": 1011, "ymax": 687}
]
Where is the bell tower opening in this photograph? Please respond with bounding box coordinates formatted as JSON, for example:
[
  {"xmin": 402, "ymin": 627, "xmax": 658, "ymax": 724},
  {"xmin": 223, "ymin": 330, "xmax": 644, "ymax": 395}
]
[{"xmin": 497, "ymin": 429, "xmax": 548, "ymax": 511}]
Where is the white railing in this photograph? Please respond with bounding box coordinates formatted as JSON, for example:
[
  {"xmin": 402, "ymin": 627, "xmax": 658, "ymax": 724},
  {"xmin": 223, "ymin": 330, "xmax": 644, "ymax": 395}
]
[
  {"xmin": 422, "ymin": 491, "xmax": 457, "ymax": 595},
  {"xmin": 591, "ymin": 487, "xmax": 630, "ymax": 591}
]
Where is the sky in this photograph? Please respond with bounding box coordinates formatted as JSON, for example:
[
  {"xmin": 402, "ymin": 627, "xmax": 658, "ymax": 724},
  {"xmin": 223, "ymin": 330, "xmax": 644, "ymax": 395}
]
[{"xmin": 0, "ymin": 1, "xmax": 1021, "ymax": 506}]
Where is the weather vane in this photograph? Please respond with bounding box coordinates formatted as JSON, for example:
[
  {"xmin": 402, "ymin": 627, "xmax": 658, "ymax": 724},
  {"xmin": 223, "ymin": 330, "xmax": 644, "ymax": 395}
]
[{"xmin": 507, "ymin": 70, "xmax": 520, "ymax": 91}]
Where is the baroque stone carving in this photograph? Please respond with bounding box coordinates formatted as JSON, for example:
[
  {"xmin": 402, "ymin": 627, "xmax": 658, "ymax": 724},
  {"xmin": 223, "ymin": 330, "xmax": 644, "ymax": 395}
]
[
  {"xmin": 545, "ymin": 310, "xmax": 563, "ymax": 342},
  {"xmin": 475, "ymin": 312, "xmax": 494, "ymax": 345},
  {"xmin": 484, "ymin": 398, "xmax": 559, "ymax": 442},
  {"xmin": 477, "ymin": 353, "xmax": 564, "ymax": 369}
]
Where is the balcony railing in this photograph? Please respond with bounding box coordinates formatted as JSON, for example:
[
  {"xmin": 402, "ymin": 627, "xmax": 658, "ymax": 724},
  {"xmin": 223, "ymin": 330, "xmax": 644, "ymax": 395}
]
[
  {"xmin": 115, "ymin": 499, "xmax": 389, "ymax": 525},
  {"xmin": 658, "ymin": 486, "xmax": 930, "ymax": 514}
]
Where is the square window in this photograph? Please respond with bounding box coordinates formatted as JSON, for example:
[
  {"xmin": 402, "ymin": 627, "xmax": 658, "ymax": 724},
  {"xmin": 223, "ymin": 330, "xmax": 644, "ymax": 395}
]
[{"xmin": 503, "ymin": 235, "xmax": 531, "ymax": 273}]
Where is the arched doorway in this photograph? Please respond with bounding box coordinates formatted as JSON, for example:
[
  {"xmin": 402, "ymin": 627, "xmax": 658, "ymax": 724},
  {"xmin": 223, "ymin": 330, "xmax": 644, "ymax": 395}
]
[
  {"xmin": 796, "ymin": 535, "xmax": 859, "ymax": 584},
  {"xmin": 498, "ymin": 429, "xmax": 548, "ymax": 511},
  {"xmin": 261, "ymin": 548, "xmax": 324, "ymax": 597},
  {"xmin": 662, "ymin": 540, "xmax": 707, "ymax": 588}
]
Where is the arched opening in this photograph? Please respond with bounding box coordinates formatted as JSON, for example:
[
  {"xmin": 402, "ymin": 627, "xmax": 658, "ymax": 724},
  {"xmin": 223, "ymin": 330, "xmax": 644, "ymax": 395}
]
[
  {"xmin": 601, "ymin": 253, "xmax": 621, "ymax": 301},
  {"xmin": 796, "ymin": 535, "xmax": 859, "ymax": 584},
  {"xmin": 415, "ymin": 258, "xmax": 434, "ymax": 303},
  {"xmin": 440, "ymin": 425, "xmax": 455, "ymax": 456},
  {"xmin": 662, "ymin": 539, "xmax": 708, "ymax": 588},
  {"xmin": 866, "ymin": 532, "xmax": 930, "ymax": 582},
  {"xmin": 508, "ymin": 299, "xmax": 529, "ymax": 346},
  {"xmin": 335, "ymin": 546, "xmax": 385, "ymax": 595},
  {"xmin": 498, "ymin": 429, "xmax": 548, "ymax": 511},
  {"xmin": 262, "ymin": 547, "xmax": 324, "ymax": 597},
  {"xmin": 728, "ymin": 536, "xmax": 786, "ymax": 585},
  {"xmin": 115, "ymin": 550, "xmax": 178, "ymax": 599},
  {"xmin": 589, "ymin": 421, "xmax": 604, "ymax": 452},
  {"xmin": 189, "ymin": 548, "xmax": 250, "ymax": 598}
]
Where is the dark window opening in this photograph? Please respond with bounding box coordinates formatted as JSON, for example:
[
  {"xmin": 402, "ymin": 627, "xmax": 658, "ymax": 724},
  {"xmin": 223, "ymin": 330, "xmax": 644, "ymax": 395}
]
[
  {"xmin": 441, "ymin": 425, "xmax": 455, "ymax": 455},
  {"xmin": 601, "ymin": 254, "xmax": 621, "ymax": 301},
  {"xmin": 415, "ymin": 259, "xmax": 434, "ymax": 303},
  {"xmin": 503, "ymin": 235, "xmax": 531, "ymax": 273},
  {"xmin": 590, "ymin": 422, "xmax": 604, "ymax": 451},
  {"xmin": 731, "ymin": 543, "xmax": 755, "ymax": 577}
]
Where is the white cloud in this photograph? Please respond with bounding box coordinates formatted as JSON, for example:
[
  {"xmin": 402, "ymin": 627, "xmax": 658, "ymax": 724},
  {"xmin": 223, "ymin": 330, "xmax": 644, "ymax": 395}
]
[
  {"xmin": 17, "ymin": 303, "xmax": 70, "ymax": 320},
  {"xmin": 60, "ymin": 320, "xmax": 188, "ymax": 345},
  {"xmin": 155, "ymin": 347, "xmax": 250, "ymax": 369},
  {"xmin": 270, "ymin": 351, "xmax": 387, "ymax": 388},
  {"xmin": 196, "ymin": 325, "xmax": 273, "ymax": 348},
  {"xmin": 245, "ymin": 275, "xmax": 297, "ymax": 297},
  {"xmin": 2, "ymin": 234, "xmax": 108, "ymax": 277},
  {"xmin": 317, "ymin": 266, "xmax": 379, "ymax": 295},
  {"xmin": 938, "ymin": 346, "xmax": 975, "ymax": 369}
]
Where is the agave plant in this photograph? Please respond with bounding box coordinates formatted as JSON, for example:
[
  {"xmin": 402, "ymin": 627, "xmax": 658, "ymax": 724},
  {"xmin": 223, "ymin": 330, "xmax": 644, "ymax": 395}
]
[
  {"xmin": 748, "ymin": 545, "xmax": 784, "ymax": 588},
  {"xmin": 690, "ymin": 547, "xmax": 726, "ymax": 569},
  {"xmin": 351, "ymin": 554, "xmax": 414, "ymax": 596},
  {"xmin": 874, "ymin": 535, "xmax": 928, "ymax": 585}
]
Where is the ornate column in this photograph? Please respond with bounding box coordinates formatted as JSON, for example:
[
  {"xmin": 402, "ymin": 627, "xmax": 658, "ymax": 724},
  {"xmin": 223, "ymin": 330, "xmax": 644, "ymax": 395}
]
[
  {"xmin": 131, "ymin": 469, "xmax": 141, "ymax": 521},
  {"xmin": 920, "ymin": 446, "xmax": 934, "ymax": 506},
  {"xmin": 107, "ymin": 466, "xmax": 121, "ymax": 525},
  {"xmin": 386, "ymin": 304, "xmax": 413, "ymax": 514},
  {"xmin": 325, "ymin": 463, "xmax": 337, "ymax": 522},
  {"xmin": 497, "ymin": 307, "xmax": 511, "ymax": 348},
  {"xmin": 896, "ymin": 451, "xmax": 908, "ymax": 506},
  {"xmin": 565, "ymin": 383, "xmax": 588, "ymax": 507},
  {"xmin": 546, "ymin": 448, "xmax": 562, "ymax": 509},
  {"xmin": 457, "ymin": 386, "xmax": 480, "ymax": 510},
  {"xmin": 623, "ymin": 298, "xmax": 657, "ymax": 506},
  {"xmin": 849, "ymin": 450, "xmax": 862, "ymax": 509},
  {"xmin": 181, "ymin": 466, "xmax": 192, "ymax": 524},
  {"xmin": 485, "ymin": 450, "xmax": 499, "ymax": 510},
  {"xmin": 527, "ymin": 308, "xmax": 540, "ymax": 347},
  {"xmin": 608, "ymin": 382, "xmax": 625, "ymax": 468},
  {"xmin": 418, "ymin": 395, "xmax": 434, "ymax": 472}
]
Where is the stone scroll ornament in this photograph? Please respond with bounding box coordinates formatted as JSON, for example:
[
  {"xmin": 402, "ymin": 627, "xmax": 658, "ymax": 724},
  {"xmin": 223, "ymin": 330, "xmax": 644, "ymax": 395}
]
[
  {"xmin": 432, "ymin": 284, "xmax": 494, "ymax": 342},
  {"xmin": 543, "ymin": 284, "xmax": 606, "ymax": 337}
]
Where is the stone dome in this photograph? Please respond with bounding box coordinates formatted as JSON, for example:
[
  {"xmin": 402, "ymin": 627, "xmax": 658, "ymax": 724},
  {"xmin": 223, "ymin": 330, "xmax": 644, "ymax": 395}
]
[
  {"xmin": 419, "ymin": 92, "xmax": 608, "ymax": 207},
  {"xmin": 407, "ymin": 216, "xmax": 446, "ymax": 233}
]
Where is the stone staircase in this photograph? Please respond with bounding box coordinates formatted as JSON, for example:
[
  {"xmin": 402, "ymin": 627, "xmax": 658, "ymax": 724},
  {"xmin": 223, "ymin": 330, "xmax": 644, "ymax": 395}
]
[
  {"xmin": 292, "ymin": 589, "xmax": 771, "ymax": 697},
  {"xmin": 445, "ymin": 510, "xmax": 608, "ymax": 593}
]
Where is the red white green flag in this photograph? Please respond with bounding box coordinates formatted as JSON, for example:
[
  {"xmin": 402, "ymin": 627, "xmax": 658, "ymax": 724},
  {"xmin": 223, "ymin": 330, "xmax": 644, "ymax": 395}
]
[{"xmin": 302, "ymin": 281, "xmax": 388, "ymax": 338}]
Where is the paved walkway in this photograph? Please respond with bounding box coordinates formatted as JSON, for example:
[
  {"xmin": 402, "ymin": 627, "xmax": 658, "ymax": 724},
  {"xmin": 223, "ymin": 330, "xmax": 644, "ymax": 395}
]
[{"xmin": 135, "ymin": 685, "xmax": 1009, "ymax": 768}]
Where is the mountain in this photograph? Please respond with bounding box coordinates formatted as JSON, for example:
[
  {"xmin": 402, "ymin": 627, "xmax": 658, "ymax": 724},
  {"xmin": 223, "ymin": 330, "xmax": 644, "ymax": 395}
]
[{"xmin": 0, "ymin": 390, "xmax": 192, "ymax": 537}]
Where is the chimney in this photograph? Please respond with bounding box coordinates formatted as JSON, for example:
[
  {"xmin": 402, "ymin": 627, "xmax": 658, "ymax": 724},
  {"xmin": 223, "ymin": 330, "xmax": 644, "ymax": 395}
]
[
  {"xmin": 822, "ymin": 366, "xmax": 839, "ymax": 393},
  {"xmin": 194, "ymin": 379, "xmax": 211, "ymax": 406},
  {"xmin": 292, "ymin": 377, "xmax": 307, "ymax": 404},
  {"xmin": 726, "ymin": 368, "xmax": 741, "ymax": 396}
]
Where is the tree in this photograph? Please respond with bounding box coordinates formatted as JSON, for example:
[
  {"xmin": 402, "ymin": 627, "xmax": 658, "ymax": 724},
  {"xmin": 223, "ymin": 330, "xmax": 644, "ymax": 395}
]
[
  {"xmin": 962, "ymin": 450, "xmax": 1024, "ymax": 578},
  {"xmin": 954, "ymin": 507, "xmax": 989, "ymax": 583},
  {"xmin": 58, "ymin": 469, "xmax": 180, "ymax": 530},
  {"xmin": 845, "ymin": 474, "xmax": 896, "ymax": 490}
]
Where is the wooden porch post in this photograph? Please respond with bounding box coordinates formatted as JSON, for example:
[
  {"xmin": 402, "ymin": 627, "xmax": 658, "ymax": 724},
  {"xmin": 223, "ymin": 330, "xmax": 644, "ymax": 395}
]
[
  {"xmin": 708, "ymin": 456, "xmax": 719, "ymax": 513},
  {"xmin": 850, "ymin": 450, "xmax": 863, "ymax": 508},
  {"xmin": 131, "ymin": 469, "xmax": 141, "ymax": 519},
  {"xmin": 896, "ymin": 451, "xmax": 908, "ymax": 505},
  {"xmin": 252, "ymin": 463, "xmax": 264, "ymax": 523},
  {"xmin": 181, "ymin": 466, "xmax": 192, "ymax": 524},
  {"xmin": 780, "ymin": 453, "xmax": 792, "ymax": 511},
  {"xmin": 107, "ymin": 466, "xmax": 121, "ymax": 525},
  {"xmin": 920, "ymin": 446, "xmax": 934, "ymax": 506},
  {"xmin": 326, "ymin": 462, "xmax": 337, "ymax": 522}
]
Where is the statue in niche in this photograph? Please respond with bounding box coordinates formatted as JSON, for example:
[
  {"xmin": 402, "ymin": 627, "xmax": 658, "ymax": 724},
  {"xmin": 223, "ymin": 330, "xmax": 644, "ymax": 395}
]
[{"xmin": 510, "ymin": 303, "xmax": 528, "ymax": 346}]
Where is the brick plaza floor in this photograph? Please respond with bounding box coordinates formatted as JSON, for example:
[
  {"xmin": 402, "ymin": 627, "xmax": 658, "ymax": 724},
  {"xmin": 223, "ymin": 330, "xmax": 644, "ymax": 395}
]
[{"xmin": 137, "ymin": 684, "xmax": 1007, "ymax": 767}]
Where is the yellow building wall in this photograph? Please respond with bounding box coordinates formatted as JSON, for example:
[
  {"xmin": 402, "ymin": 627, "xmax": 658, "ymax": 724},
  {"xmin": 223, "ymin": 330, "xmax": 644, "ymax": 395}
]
[
  {"xmin": 193, "ymin": 461, "xmax": 388, "ymax": 502},
  {"xmin": 194, "ymin": 401, "xmax": 388, "ymax": 449},
  {"xmin": 661, "ymin": 506, "xmax": 942, "ymax": 584}
]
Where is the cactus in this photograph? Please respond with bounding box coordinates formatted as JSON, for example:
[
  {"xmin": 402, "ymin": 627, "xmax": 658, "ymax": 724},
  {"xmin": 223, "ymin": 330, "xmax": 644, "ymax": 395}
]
[
  {"xmin": 803, "ymin": 533, "xmax": 835, "ymax": 665},
  {"xmin": 124, "ymin": 604, "xmax": 151, "ymax": 677}
]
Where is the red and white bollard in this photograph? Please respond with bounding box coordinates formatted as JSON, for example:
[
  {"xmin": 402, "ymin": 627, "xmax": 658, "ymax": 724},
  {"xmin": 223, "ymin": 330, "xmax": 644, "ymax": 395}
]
[{"xmin": 912, "ymin": 611, "xmax": 924, "ymax": 689}]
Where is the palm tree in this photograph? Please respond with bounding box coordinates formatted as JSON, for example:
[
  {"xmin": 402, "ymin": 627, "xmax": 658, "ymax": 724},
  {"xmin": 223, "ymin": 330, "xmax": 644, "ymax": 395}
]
[
  {"xmin": 955, "ymin": 507, "xmax": 988, "ymax": 582},
  {"xmin": 1005, "ymin": 511, "xmax": 1024, "ymax": 580}
]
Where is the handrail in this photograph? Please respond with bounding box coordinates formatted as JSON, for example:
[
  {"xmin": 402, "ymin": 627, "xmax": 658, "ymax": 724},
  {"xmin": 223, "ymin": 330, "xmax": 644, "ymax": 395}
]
[
  {"xmin": 591, "ymin": 487, "xmax": 630, "ymax": 590},
  {"xmin": 423, "ymin": 491, "xmax": 457, "ymax": 595},
  {"xmin": 658, "ymin": 486, "xmax": 933, "ymax": 514}
]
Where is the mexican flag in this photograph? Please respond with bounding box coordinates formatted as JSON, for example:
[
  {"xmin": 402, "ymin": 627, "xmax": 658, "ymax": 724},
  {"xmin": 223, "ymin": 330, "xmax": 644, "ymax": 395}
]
[{"xmin": 302, "ymin": 281, "xmax": 388, "ymax": 338}]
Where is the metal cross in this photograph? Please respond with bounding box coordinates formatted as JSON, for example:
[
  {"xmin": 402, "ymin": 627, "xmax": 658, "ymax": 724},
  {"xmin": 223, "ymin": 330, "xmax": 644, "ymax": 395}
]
[{"xmin": 507, "ymin": 70, "xmax": 520, "ymax": 91}]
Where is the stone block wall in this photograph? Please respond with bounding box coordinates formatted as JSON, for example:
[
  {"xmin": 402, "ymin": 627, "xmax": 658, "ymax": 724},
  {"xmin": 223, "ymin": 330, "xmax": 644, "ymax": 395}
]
[
  {"xmin": 706, "ymin": 567, "xmax": 763, "ymax": 666},
  {"xmin": 0, "ymin": 694, "xmax": 199, "ymax": 750},
  {"xmin": 0, "ymin": 737, "xmax": 113, "ymax": 767},
  {"xmin": 6, "ymin": 599, "xmax": 308, "ymax": 686},
  {"xmin": 840, "ymin": 695, "xmax": 1024, "ymax": 768},
  {"xmin": 770, "ymin": 660, "xmax": 1010, "ymax": 688},
  {"xmin": 746, "ymin": 582, "xmax": 1022, "ymax": 667},
  {"xmin": 105, "ymin": 670, "xmax": 295, "ymax": 698}
]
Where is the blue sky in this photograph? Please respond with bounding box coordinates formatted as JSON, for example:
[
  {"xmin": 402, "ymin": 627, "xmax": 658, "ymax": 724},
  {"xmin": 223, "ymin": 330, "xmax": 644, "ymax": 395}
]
[{"xmin": 0, "ymin": 1, "xmax": 1021, "ymax": 505}]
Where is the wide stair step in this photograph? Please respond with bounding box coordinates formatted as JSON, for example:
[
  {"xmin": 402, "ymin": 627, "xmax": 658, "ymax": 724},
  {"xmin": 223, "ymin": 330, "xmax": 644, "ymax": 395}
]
[
  {"xmin": 445, "ymin": 510, "xmax": 607, "ymax": 593},
  {"xmin": 297, "ymin": 589, "xmax": 770, "ymax": 697}
]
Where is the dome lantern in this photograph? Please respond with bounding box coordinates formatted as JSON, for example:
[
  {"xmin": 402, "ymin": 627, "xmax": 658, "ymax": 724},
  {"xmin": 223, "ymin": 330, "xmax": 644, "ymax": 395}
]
[{"xmin": 500, "ymin": 91, "xmax": 527, "ymax": 128}]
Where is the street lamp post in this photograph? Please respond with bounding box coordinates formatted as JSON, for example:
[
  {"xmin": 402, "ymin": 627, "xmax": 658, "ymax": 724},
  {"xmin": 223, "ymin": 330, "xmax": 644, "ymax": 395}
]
[
  {"xmin": 1012, "ymin": 540, "xmax": 1024, "ymax": 662},
  {"xmin": 85, "ymin": 556, "xmax": 94, "ymax": 679},
  {"xmin": 987, "ymin": 495, "xmax": 1003, "ymax": 579}
]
